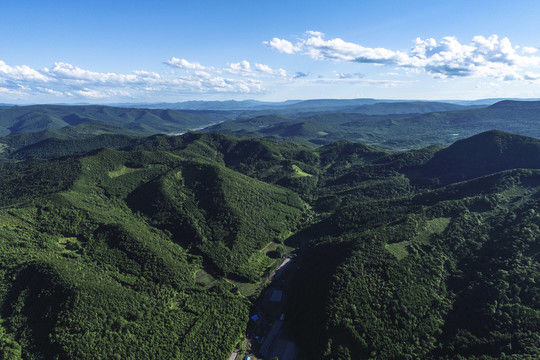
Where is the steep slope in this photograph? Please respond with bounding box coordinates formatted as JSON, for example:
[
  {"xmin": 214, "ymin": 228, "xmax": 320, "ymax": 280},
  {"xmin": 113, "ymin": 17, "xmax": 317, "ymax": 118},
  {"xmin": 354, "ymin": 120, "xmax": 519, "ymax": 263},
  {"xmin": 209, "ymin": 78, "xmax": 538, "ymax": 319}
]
[
  {"xmin": 284, "ymin": 130, "xmax": 540, "ymax": 360},
  {"xmin": 8, "ymin": 134, "xmax": 137, "ymax": 160},
  {"xmin": 0, "ymin": 136, "xmax": 308, "ymax": 359},
  {"xmin": 410, "ymin": 130, "xmax": 540, "ymax": 184},
  {"xmin": 125, "ymin": 158, "xmax": 306, "ymax": 281},
  {"xmin": 3, "ymin": 129, "xmax": 540, "ymax": 359}
]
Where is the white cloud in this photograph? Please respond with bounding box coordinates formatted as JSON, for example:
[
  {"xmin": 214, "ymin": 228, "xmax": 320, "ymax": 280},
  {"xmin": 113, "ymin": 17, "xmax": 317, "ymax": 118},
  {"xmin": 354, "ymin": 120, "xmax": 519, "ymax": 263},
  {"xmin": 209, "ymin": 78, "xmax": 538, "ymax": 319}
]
[
  {"xmin": 165, "ymin": 57, "xmax": 287, "ymax": 79},
  {"xmin": 524, "ymin": 72, "xmax": 540, "ymax": 80},
  {"xmin": 306, "ymin": 30, "xmax": 324, "ymax": 37},
  {"xmin": 0, "ymin": 59, "xmax": 266, "ymax": 101},
  {"xmin": 0, "ymin": 60, "xmax": 51, "ymax": 82},
  {"xmin": 267, "ymin": 32, "xmax": 540, "ymax": 80},
  {"xmin": 336, "ymin": 72, "xmax": 365, "ymax": 79},
  {"xmin": 228, "ymin": 60, "xmax": 252, "ymax": 74},
  {"xmin": 45, "ymin": 62, "xmax": 153, "ymax": 84},
  {"xmin": 194, "ymin": 70, "xmax": 212, "ymax": 79},
  {"xmin": 263, "ymin": 37, "xmax": 299, "ymax": 54},
  {"xmin": 164, "ymin": 57, "xmax": 206, "ymax": 70},
  {"xmin": 254, "ymin": 63, "xmax": 287, "ymax": 77},
  {"xmin": 522, "ymin": 46, "xmax": 538, "ymax": 54},
  {"xmin": 223, "ymin": 60, "xmax": 287, "ymax": 77}
]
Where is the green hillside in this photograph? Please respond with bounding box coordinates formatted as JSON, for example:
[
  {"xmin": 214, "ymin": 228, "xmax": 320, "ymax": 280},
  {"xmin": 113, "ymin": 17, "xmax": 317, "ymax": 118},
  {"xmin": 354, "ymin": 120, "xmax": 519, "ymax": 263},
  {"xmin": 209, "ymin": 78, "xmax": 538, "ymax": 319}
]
[
  {"xmin": 203, "ymin": 100, "xmax": 540, "ymax": 149},
  {"xmin": 351, "ymin": 101, "xmax": 471, "ymax": 115},
  {"xmin": 286, "ymin": 131, "xmax": 540, "ymax": 359},
  {"xmin": 0, "ymin": 104, "xmax": 232, "ymax": 138},
  {"xmin": 2, "ymin": 129, "xmax": 540, "ymax": 359},
  {"xmin": 0, "ymin": 121, "xmax": 143, "ymax": 154},
  {"xmin": 410, "ymin": 130, "xmax": 540, "ymax": 184},
  {"xmin": 0, "ymin": 135, "xmax": 308, "ymax": 359}
]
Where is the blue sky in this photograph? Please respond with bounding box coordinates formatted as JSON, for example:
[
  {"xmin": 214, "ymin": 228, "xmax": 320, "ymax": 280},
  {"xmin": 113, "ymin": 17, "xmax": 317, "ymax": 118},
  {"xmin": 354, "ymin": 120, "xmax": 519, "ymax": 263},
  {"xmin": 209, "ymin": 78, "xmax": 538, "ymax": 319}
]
[{"xmin": 1, "ymin": 0, "xmax": 540, "ymax": 103}]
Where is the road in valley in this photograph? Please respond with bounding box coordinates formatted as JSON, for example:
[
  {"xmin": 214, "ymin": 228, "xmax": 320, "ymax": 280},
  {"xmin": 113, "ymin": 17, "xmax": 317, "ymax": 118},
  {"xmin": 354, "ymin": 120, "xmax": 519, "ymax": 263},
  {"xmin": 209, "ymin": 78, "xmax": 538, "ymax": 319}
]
[{"xmin": 231, "ymin": 253, "xmax": 301, "ymax": 360}]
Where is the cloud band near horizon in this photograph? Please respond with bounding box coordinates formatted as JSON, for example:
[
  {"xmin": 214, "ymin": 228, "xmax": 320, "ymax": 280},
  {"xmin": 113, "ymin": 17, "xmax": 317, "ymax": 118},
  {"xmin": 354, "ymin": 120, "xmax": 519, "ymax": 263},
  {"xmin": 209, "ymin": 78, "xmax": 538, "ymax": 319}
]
[
  {"xmin": 0, "ymin": 58, "xmax": 288, "ymax": 100},
  {"xmin": 265, "ymin": 32, "xmax": 540, "ymax": 80}
]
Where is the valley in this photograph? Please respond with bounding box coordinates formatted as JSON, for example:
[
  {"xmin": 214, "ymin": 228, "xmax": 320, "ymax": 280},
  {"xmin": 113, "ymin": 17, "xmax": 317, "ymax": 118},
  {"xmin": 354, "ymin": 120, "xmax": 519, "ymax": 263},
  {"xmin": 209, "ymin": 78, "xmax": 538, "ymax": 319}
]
[
  {"xmin": 5, "ymin": 0, "xmax": 540, "ymax": 358},
  {"xmin": 0, "ymin": 102, "xmax": 540, "ymax": 359}
]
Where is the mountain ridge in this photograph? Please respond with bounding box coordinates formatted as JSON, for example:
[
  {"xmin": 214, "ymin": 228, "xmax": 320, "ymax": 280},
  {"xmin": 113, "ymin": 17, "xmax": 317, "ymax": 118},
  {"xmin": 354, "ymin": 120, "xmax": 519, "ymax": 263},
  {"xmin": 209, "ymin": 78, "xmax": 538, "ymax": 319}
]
[{"xmin": 2, "ymin": 113, "xmax": 540, "ymax": 359}]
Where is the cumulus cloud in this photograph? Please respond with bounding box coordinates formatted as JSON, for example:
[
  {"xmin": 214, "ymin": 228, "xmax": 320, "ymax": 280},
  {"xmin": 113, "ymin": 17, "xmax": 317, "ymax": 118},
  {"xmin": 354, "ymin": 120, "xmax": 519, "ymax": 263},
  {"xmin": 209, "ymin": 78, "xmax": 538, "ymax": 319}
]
[
  {"xmin": 223, "ymin": 60, "xmax": 286, "ymax": 77},
  {"xmin": 306, "ymin": 30, "xmax": 324, "ymax": 37},
  {"xmin": 228, "ymin": 60, "xmax": 252, "ymax": 74},
  {"xmin": 266, "ymin": 32, "xmax": 540, "ymax": 80},
  {"xmin": 263, "ymin": 38, "xmax": 299, "ymax": 54},
  {"xmin": 0, "ymin": 59, "xmax": 265, "ymax": 101},
  {"xmin": 524, "ymin": 72, "xmax": 540, "ymax": 80},
  {"xmin": 522, "ymin": 46, "xmax": 538, "ymax": 54},
  {"xmin": 0, "ymin": 60, "xmax": 51, "ymax": 82},
  {"xmin": 165, "ymin": 57, "xmax": 287, "ymax": 79},
  {"xmin": 254, "ymin": 63, "xmax": 287, "ymax": 77},
  {"xmin": 164, "ymin": 57, "xmax": 206, "ymax": 70}
]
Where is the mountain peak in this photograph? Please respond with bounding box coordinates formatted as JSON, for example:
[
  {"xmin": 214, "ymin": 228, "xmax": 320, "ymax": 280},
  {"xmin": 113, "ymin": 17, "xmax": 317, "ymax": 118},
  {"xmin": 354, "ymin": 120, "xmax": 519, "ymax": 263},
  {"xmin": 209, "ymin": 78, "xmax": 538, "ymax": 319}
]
[
  {"xmin": 488, "ymin": 100, "xmax": 540, "ymax": 109},
  {"xmin": 418, "ymin": 130, "xmax": 540, "ymax": 183}
]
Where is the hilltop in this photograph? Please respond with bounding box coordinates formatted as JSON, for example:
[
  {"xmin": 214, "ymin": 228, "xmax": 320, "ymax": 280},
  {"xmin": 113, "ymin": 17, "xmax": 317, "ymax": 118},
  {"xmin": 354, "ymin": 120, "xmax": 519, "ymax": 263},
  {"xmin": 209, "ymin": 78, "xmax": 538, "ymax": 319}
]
[
  {"xmin": 203, "ymin": 100, "xmax": 540, "ymax": 149},
  {"xmin": 1, "ymin": 108, "xmax": 540, "ymax": 359},
  {"xmin": 0, "ymin": 104, "xmax": 232, "ymax": 138}
]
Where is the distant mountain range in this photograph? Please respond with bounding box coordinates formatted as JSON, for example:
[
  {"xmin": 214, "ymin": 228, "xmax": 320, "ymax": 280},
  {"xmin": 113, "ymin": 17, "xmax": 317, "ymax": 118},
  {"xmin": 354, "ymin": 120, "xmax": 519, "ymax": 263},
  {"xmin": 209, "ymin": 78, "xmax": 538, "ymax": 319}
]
[
  {"xmin": 2, "ymin": 100, "xmax": 540, "ymax": 160},
  {"xmin": 108, "ymin": 97, "xmax": 540, "ymax": 111},
  {"xmin": 203, "ymin": 100, "xmax": 540, "ymax": 149}
]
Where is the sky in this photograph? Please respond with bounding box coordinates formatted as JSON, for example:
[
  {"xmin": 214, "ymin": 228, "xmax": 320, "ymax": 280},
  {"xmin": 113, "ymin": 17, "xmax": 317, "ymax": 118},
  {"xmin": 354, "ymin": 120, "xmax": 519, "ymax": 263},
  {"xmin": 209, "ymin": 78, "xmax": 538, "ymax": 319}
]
[{"xmin": 1, "ymin": 0, "xmax": 540, "ymax": 104}]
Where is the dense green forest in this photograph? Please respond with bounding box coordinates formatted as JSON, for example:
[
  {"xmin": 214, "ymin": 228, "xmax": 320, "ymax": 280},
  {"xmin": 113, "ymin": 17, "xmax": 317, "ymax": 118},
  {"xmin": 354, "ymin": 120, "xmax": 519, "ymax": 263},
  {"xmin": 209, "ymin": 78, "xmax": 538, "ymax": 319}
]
[
  {"xmin": 203, "ymin": 100, "xmax": 540, "ymax": 149},
  {"xmin": 286, "ymin": 131, "xmax": 540, "ymax": 359},
  {"xmin": 1, "ymin": 111, "xmax": 540, "ymax": 359},
  {"xmin": 0, "ymin": 104, "xmax": 233, "ymax": 147},
  {"xmin": 0, "ymin": 133, "xmax": 309, "ymax": 359}
]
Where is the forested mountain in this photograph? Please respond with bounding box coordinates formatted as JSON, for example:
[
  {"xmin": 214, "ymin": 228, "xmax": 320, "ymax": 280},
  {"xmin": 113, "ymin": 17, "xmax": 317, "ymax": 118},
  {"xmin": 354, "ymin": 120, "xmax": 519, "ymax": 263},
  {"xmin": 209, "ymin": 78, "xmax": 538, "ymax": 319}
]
[
  {"xmin": 0, "ymin": 105, "xmax": 237, "ymax": 161},
  {"xmin": 0, "ymin": 104, "xmax": 232, "ymax": 138},
  {"xmin": 0, "ymin": 133, "xmax": 309, "ymax": 359},
  {"xmin": 115, "ymin": 98, "xmax": 495, "ymax": 112},
  {"xmin": 2, "ymin": 100, "xmax": 539, "ymax": 156},
  {"xmin": 288, "ymin": 130, "xmax": 540, "ymax": 359},
  {"xmin": 1, "ymin": 127, "xmax": 540, "ymax": 359},
  {"xmin": 203, "ymin": 100, "xmax": 540, "ymax": 149}
]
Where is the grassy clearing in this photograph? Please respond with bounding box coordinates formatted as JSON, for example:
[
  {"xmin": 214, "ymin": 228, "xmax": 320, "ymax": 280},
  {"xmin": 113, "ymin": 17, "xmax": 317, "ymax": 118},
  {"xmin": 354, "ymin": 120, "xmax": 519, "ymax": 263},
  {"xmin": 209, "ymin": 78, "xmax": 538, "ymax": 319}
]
[
  {"xmin": 57, "ymin": 237, "xmax": 83, "ymax": 256},
  {"xmin": 385, "ymin": 241, "xmax": 410, "ymax": 260},
  {"xmin": 387, "ymin": 217, "xmax": 451, "ymax": 260},
  {"xmin": 108, "ymin": 165, "xmax": 141, "ymax": 178},
  {"xmin": 415, "ymin": 217, "xmax": 451, "ymax": 245},
  {"xmin": 291, "ymin": 164, "xmax": 312, "ymax": 178},
  {"xmin": 195, "ymin": 270, "xmax": 219, "ymax": 288},
  {"xmin": 261, "ymin": 241, "xmax": 280, "ymax": 254},
  {"xmin": 228, "ymin": 280, "xmax": 259, "ymax": 297},
  {"xmin": 259, "ymin": 165, "xmax": 283, "ymax": 179}
]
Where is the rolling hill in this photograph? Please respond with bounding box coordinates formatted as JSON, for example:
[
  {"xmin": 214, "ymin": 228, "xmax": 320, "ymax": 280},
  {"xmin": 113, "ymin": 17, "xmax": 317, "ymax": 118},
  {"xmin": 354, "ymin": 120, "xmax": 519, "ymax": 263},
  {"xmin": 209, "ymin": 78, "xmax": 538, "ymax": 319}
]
[
  {"xmin": 0, "ymin": 133, "xmax": 309, "ymax": 359},
  {"xmin": 117, "ymin": 98, "xmax": 489, "ymax": 112},
  {"xmin": 2, "ymin": 128, "xmax": 540, "ymax": 359},
  {"xmin": 203, "ymin": 100, "xmax": 540, "ymax": 149},
  {"xmin": 0, "ymin": 104, "xmax": 232, "ymax": 138}
]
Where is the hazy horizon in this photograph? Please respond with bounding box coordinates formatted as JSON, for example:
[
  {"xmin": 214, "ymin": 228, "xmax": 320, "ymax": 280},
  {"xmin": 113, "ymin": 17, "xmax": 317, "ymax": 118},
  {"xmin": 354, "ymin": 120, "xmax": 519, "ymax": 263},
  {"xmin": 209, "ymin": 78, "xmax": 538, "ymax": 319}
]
[{"xmin": 4, "ymin": 97, "xmax": 540, "ymax": 107}]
